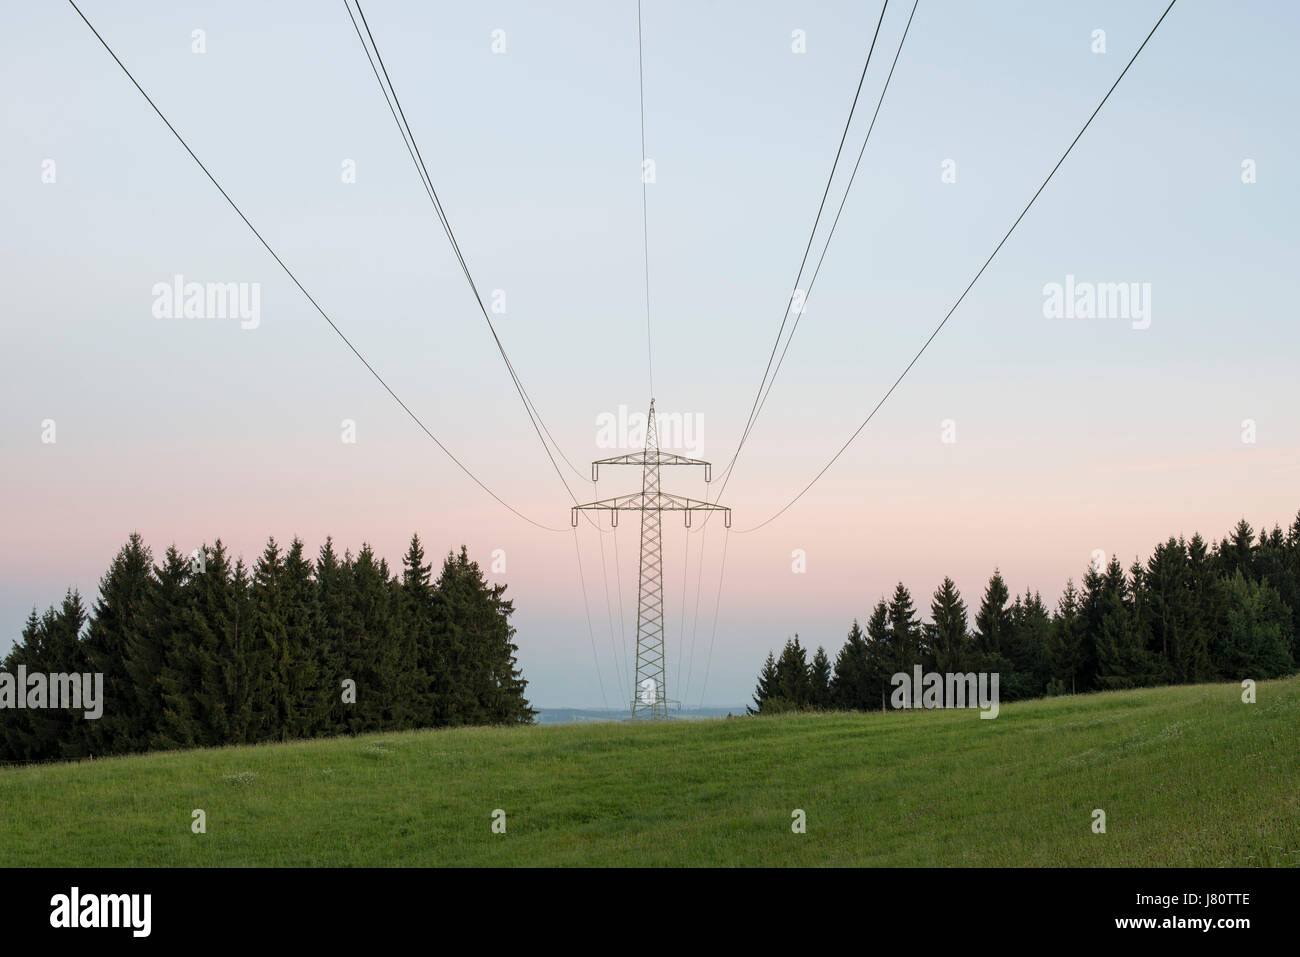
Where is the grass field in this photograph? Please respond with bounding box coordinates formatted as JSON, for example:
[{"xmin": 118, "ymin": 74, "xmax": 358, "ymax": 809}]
[{"xmin": 1, "ymin": 678, "xmax": 1297, "ymax": 866}]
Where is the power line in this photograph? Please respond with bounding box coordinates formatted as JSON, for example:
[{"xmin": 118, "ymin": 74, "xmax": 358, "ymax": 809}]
[
  {"xmin": 595, "ymin": 507, "xmax": 628, "ymax": 705},
  {"xmin": 747, "ymin": 0, "xmax": 920, "ymax": 439},
  {"xmin": 66, "ymin": 0, "xmax": 564, "ymax": 533},
  {"xmin": 712, "ymin": 0, "xmax": 890, "ymax": 493},
  {"xmin": 739, "ymin": 0, "xmax": 1179, "ymax": 533},
  {"xmin": 572, "ymin": 527, "xmax": 611, "ymax": 712},
  {"xmin": 611, "ymin": 517, "xmax": 631, "ymax": 692},
  {"xmin": 693, "ymin": 0, "xmax": 893, "ymax": 537},
  {"xmin": 347, "ymin": 1, "xmax": 594, "ymax": 498},
  {"xmin": 637, "ymin": 0, "xmax": 654, "ymax": 399},
  {"xmin": 674, "ymin": 521, "xmax": 690, "ymax": 696},
  {"xmin": 695, "ymin": 525, "xmax": 731, "ymax": 709},
  {"xmin": 682, "ymin": 516, "xmax": 709, "ymax": 703}
]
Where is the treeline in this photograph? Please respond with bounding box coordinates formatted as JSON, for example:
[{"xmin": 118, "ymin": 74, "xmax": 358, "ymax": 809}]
[
  {"xmin": 1, "ymin": 533, "xmax": 534, "ymax": 762},
  {"xmin": 751, "ymin": 514, "xmax": 1300, "ymax": 714}
]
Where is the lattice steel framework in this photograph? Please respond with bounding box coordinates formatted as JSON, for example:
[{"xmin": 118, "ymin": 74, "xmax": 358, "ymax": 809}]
[{"xmin": 571, "ymin": 399, "xmax": 730, "ymax": 719}]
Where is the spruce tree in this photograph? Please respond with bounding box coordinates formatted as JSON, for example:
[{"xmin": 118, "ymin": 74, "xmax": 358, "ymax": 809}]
[
  {"xmin": 886, "ymin": 583, "xmax": 922, "ymax": 676},
  {"xmin": 1287, "ymin": 512, "xmax": 1300, "ymax": 661},
  {"xmin": 430, "ymin": 548, "xmax": 483, "ymax": 725},
  {"xmin": 809, "ymin": 646, "xmax": 832, "ymax": 709},
  {"xmin": 127, "ymin": 546, "xmax": 188, "ymax": 750},
  {"xmin": 281, "ymin": 539, "xmax": 320, "ymax": 739},
  {"xmin": 0, "ymin": 611, "xmax": 40, "ymax": 760},
  {"xmin": 974, "ymin": 570, "xmax": 1012, "ymax": 661},
  {"xmin": 1007, "ymin": 590, "xmax": 1051, "ymax": 699},
  {"xmin": 927, "ymin": 577, "xmax": 969, "ymax": 674},
  {"xmin": 774, "ymin": 635, "xmax": 812, "ymax": 707},
  {"xmin": 1182, "ymin": 534, "xmax": 1220, "ymax": 682},
  {"xmin": 84, "ymin": 533, "xmax": 154, "ymax": 754},
  {"xmin": 1046, "ymin": 580, "xmax": 1084, "ymax": 694},
  {"xmin": 349, "ymin": 545, "xmax": 396, "ymax": 732},
  {"xmin": 1142, "ymin": 538, "xmax": 1193, "ymax": 682},
  {"xmin": 156, "ymin": 542, "xmax": 239, "ymax": 748},
  {"xmin": 247, "ymin": 538, "xmax": 289, "ymax": 741},
  {"xmin": 749, "ymin": 651, "xmax": 778, "ymax": 715},
  {"xmin": 430, "ymin": 546, "xmax": 533, "ymax": 725},
  {"xmin": 1078, "ymin": 562, "xmax": 1107, "ymax": 691},
  {"xmin": 312, "ymin": 538, "xmax": 351, "ymax": 735},
  {"xmin": 394, "ymin": 534, "xmax": 435, "ymax": 729},
  {"xmin": 6, "ymin": 593, "xmax": 91, "ymax": 761},
  {"xmin": 1213, "ymin": 572, "xmax": 1294, "ymax": 679},
  {"xmin": 1220, "ymin": 519, "xmax": 1256, "ymax": 580},
  {"xmin": 863, "ymin": 599, "xmax": 892, "ymax": 711},
  {"xmin": 830, "ymin": 620, "xmax": 872, "ymax": 710},
  {"xmin": 1095, "ymin": 557, "xmax": 1161, "ymax": 689}
]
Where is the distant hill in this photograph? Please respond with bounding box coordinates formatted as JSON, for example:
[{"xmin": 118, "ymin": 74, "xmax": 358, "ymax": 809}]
[{"xmin": 533, "ymin": 707, "xmax": 746, "ymax": 725}]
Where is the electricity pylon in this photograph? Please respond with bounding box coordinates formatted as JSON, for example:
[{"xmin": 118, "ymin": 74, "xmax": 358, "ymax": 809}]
[{"xmin": 572, "ymin": 399, "xmax": 730, "ymax": 719}]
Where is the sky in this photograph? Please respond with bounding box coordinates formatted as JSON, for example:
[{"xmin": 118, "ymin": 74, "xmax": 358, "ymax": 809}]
[{"xmin": 2, "ymin": 1, "xmax": 1297, "ymax": 709}]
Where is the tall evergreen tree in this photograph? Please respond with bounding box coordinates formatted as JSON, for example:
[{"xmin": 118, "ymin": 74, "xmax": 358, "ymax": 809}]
[
  {"xmin": 774, "ymin": 635, "xmax": 813, "ymax": 707},
  {"xmin": 1046, "ymin": 579, "xmax": 1084, "ymax": 694},
  {"xmin": 127, "ymin": 546, "xmax": 188, "ymax": 750},
  {"xmin": 1077, "ymin": 562, "xmax": 1107, "ymax": 691},
  {"xmin": 863, "ymin": 599, "xmax": 893, "ymax": 711},
  {"xmin": 280, "ymin": 538, "xmax": 320, "ymax": 739},
  {"xmin": 1142, "ymin": 537, "xmax": 1193, "ymax": 682},
  {"xmin": 1007, "ymin": 590, "xmax": 1051, "ymax": 700},
  {"xmin": 830, "ymin": 620, "xmax": 872, "ymax": 710},
  {"xmin": 927, "ymin": 577, "xmax": 968, "ymax": 674},
  {"xmin": 2, "ymin": 593, "xmax": 91, "ymax": 761},
  {"xmin": 247, "ymin": 538, "xmax": 289, "ymax": 741},
  {"xmin": 1095, "ymin": 556, "xmax": 1161, "ymax": 689},
  {"xmin": 311, "ymin": 538, "xmax": 351, "ymax": 735},
  {"xmin": 974, "ymin": 569, "xmax": 1012, "ymax": 660},
  {"xmin": 431, "ymin": 547, "xmax": 534, "ymax": 725},
  {"xmin": 349, "ymin": 545, "xmax": 397, "ymax": 732},
  {"xmin": 1286, "ymin": 512, "xmax": 1300, "ymax": 662},
  {"xmin": 809, "ymin": 646, "xmax": 833, "ymax": 709},
  {"xmin": 1, "ymin": 609, "xmax": 47, "ymax": 761},
  {"xmin": 749, "ymin": 651, "xmax": 778, "ymax": 715},
  {"xmin": 84, "ymin": 533, "xmax": 154, "ymax": 754},
  {"xmin": 393, "ymin": 534, "xmax": 434, "ymax": 729},
  {"xmin": 1219, "ymin": 518, "xmax": 1256, "ymax": 580},
  {"xmin": 886, "ymin": 583, "xmax": 922, "ymax": 674},
  {"xmin": 1212, "ymin": 571, "xmax": 1294, "ymax": 679},
  {"xmin": 1182, "ymin": 533, "xmax": 1220, "ymax": 682}
]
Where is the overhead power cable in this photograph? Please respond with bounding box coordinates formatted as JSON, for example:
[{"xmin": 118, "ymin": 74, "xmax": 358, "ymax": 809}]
[
  {"xmin": 746, "ymin": 0, "xmax": 920, "ymax": 442},
  {"xmin": 713, "ymin": 0, "xmax": 890, "ymax": 492},
  {"xmin": 347, "ymin": 0, "xmax": 595, "ymax": 501},
  {"xmin": 695, "ymin": 526, "xmax": 731, "ymax": 709},
  {"xmin": 572, "ymin": 527, "xmax": 612, "ymax": 712},
  {"xmin": 637, "ymin": 0, "xmax": 655, "ymax": 400},
  {"xmin": 67, "ymin": 0, "xmax": 564, "ymax": 532},
  {"xmin": 739, "ymin": 0, "xmax": 1179, "ymax": 533}
]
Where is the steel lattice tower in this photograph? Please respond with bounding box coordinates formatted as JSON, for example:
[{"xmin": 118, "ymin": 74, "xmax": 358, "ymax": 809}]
[
  {"xmin": 572, "ymin": 399, "xmax": 730, "ymax": 719},
  {"xmin": 633, "ymin": 404, "xmax": 666, "ymax": 717}
]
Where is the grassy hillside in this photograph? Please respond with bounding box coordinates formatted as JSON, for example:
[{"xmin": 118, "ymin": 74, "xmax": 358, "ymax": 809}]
[{"xmin": 1, "ymin": 678, "xmax": 1297, "ymax": 866}]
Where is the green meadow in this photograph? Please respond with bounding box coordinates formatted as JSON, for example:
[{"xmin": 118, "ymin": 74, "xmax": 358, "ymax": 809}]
[{"xmin": 1, "ymin": 678, "xmax": 1296, "ymax": 867}]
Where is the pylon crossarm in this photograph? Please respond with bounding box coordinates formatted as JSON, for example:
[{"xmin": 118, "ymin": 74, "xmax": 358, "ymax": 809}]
[
  {"xmin": 591, "ymin": 452, "xmax": 712, "ymax": 482},
  {"xmin": 570, "ymin": 492, "xmax": 731, "ymax": 528}
]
